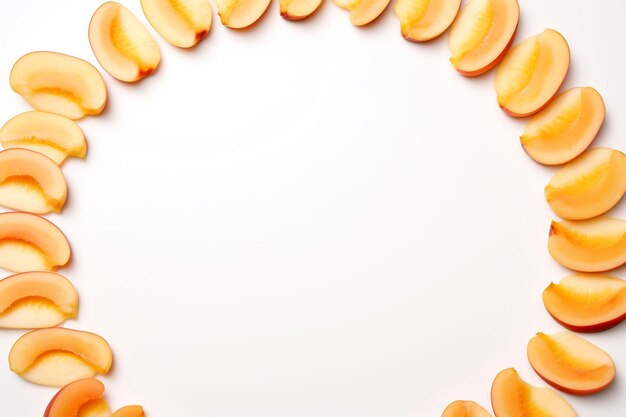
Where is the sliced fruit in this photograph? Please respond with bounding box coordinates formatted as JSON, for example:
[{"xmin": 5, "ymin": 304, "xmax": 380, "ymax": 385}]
[
  {"xmin": 111, "ymin": 405, "xmax": 145, "ymax": 417},
  {"xmin": 548, "ymin": 217, "xmax": 626, "ymax": 272},
  {"xmin": 0, "ymin": 148, "xmax": 67, "ymax": 214},
  {"xmin": 442, "ymin": 400, "xmax": 492, "ymax": 417},
  {"xmin": 215, "ymin": 0, "xmax": 272, "ymax": 28},
  {"xmin": 543, "ymin": 274, "xmax": 626, "ymax": 332},
  {"xmin": 521, "ymin": 87, "xmax": 605, "ymax": 165},
  {"xmin": 495, "ymin": 29, "xmax": 570, "ymax": 117},
  {"xmin": 9, "ymin": 327, "xmax": 112, "ymax": 387},
  {"xmin": 280, "ymin": 0, "xmax": 324, "ymax": 20},
  {"xmin": 395, "ymin": 0, "xmax": 461, "ymax": 42},
  {"xmin": 334, "ymin": 0, "xmax": 391, "ymax": 27},
  {"xmin": 0, "ymin": 212, "xmax": 71, "ymax": 273},
  {"xmin": 448, "ymin": 0, "xmax": 519, "ymax": 76},
  {"xmin": 9, "ymin": 51, "xmax": 107, "ymax": 120},
  {"xmin": 527, "ymin": 332, "xmax": 615, "ymax": 395},
  {"xmin": 491, "ymin": 368, "xmax": 576, "ymax": 417},
  {"xmin": 89, "ymin": 2, "xmax": 161, "ymax": 82},
  {"xmin": 0, "ymin": 271, "xmax": 78, "ymax": 329},
  {"xmin": 44, "ymin": 378, "xmax": 110, "ymax": 417},
  {"xmin": 141, "ymin": 0, "xmax": 212, "ymax": 48},
  {"xmin": 0, "ymin": 111, "xmax": 87, "ymax": 165}
]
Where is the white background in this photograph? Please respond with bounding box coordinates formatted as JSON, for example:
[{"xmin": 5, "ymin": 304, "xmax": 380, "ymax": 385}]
[{"xmin": 0, "ymin": 0, "xmax": 625, "ymax": 416}]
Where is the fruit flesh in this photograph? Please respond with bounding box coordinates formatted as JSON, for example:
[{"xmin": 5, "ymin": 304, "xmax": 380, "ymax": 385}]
[
  {"xmin": 334, "ymin": 0, "xmax": 391, "ymax": 27},
  {"xmin": 111, "ymin": 405, "xmax": 145, "ymax": 417},
  {"xmin": 141, "ymin": 0, "xmax": 212, "ymax": 48},
  {"xmin": 215, "ymin": 0, "xmax": 272, "ymax": 28},
  {"xmin": 44, "ymin": 379, "xmax": 107, "ymax": 417},
  {"xmin": 442, "ymin": 400, "xmax": 492, "ymax": 417},
  {"xmin": 395, "ymin": 0, "xmax": 461, "ymax": 42},
  {"xmin": 280, "ymin": 0, "xmax": 324, "ymax": 20}
]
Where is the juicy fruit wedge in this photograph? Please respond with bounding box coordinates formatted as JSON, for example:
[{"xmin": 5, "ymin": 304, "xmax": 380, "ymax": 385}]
[
  {"xmin": 280, "ymin": 0, "xmax": 324, "ymax": 20},
  {"xmin": 527, "ymin": 332, "xmax": 615, "ymax": 395},
  {"xmin": 111, "ymin": 405, "xmax": 145, "ymax": 417},
  {"xmin": 495, "ymin": 29, "xmax": 570, "ymax": 117},
  {"xmin": 9, "ymin": 327, "xmax": 112, "ymax": 387},
  {"xmin": 9, "ymin": 52, "xmax": 107, "ymax": 120},
  {"xmin": 334, "ymin": 0, "xmax": 391, "ymax": 27},
  {"xmin": 395, "ymin": 0, "xmax": 461, "ymax": 42},
  {"xmin": 89, "ymin": 2, "xmax": 161, "ymax": 82},
  {"xmin": 448, "ymin": 0, "xmax": 519, "ymax": 76},
  {"xmin": 141, "ymin": 0, "xmax": 212, "ymax": 48},
  {"xmin": 0, "ymin": 212, "xmax": 71, "ymax": 273},
  {"xmin": 543, "ymin": 274, "xmax": 626, "ymax": 332},
  {"xmin": 521, "ymin": 87, "xmax": 605, "ymax": 165},
  {"xmin": 44, "ymin": 379, "xmax": 110, "ymax": 417},
  {"xmin": 215, "ymin": 0, "xmax": 272, "ymax": 28},
  {"xmin": 0, "ymin": 111, "xmax": 87, "ymax": 165},
  {"xmin": 545, "ymin": 148, "xmax": 626, "ymax": 220},
  {"xmin": 491, "ymin": 368, "xmax": 576, "ymax": 417},
  {"xmin": 0, "ymin": 271, "xmax": 78, "ymax": 329},
  {"xmin": 0, "ymin": 149, "xmax": 67, "ymax": 214},
  {"xmin": 548, "ymin": 217, "xmax": 626, "ymax": 272},
  {"xmin": 442, "ymin": 400, "xmax": 492, "ymax": 417}
]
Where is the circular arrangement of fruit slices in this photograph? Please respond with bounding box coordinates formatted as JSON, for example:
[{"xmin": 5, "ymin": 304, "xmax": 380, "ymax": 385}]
[{"xmin": 1, "ymin": 0, "xmax": 625, "ymax": 416}]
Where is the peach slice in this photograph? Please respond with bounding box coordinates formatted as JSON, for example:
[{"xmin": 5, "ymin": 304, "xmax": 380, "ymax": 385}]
[
  {"xmin": 44, "ymin": 378, "xmax": 111, "ymax": 417},
  {"xmin": 543, "ymin": 274, "xmax": 626, "ymax": 332},
  {"xmin": 89, "ymin": 2, "xmax": 161, "ymax": 82},
  {"xmin": 0, "ymin": 111, "xmax": 87, "ymax": 165},
  {"xmin": 280, "ymin": 0, "xmax": 323, "ymax": 20},
  {"xmin": 491, "ymin": 368, "xmax": 576, "ymax": 417},
  {"xmin": 448, "ymin": 0, "xmax": 519, "ymax": 76},
  {"xmin": 215, "ymin": 0, "xmax": 272, "ymax": 29},
  {"xmin": 395, "ymin": 0, "xmax": 461, "ymax": 42},
  {"xmin": 141, "ymin": 0, "xmax": 212, "ymax": 48},
  {"xmin": 0, "ymin": 148, "xmax": 67, "ymax": 214},
  {"xmin": 548, "ymin": 217, "xmax": 626, "ymax": 272},
  {"xmin": 527, "ymin": 332, "xmax": 615, "ymax": 395},
  {"xmin": 545, "ymin": 148, "xmax": 626, "ymax": 220},
  {"xmin": 495, "ymin": 29, "xmax": 570, "ymax": 117},
  {"xmin": 334, "ymin": 0, "xmax": 391, "ymax": 27},
  {"xmin": 9, "ymin": 327, "xmax": 112, "ymax": 387},
  {"xmin": 9, "ymin": 52, "xmax": 107, "ymax": 120},
  {"xmin": 521, "ymin": 88, "xmax": 605, "ymax": 165},
  {"xmin": 0, "ymin": 212, "xmax": 71, "ymax": 273},
  {"xmin": 442, "ymin": 400, "xmax": 492, "ymax": 417},
  {"xmin": 0, "ymin": 271, "xmax": 78, "ymax": 329},
  {"xmin": 111, "ymin": 406, "xmax": 145, "ymax": 417}
]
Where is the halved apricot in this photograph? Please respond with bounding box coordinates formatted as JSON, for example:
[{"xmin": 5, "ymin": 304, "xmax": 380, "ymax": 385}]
[
  {"xmin": 448, "ymin": 0, "xmax": 519, "ymax": 76},
  {"xmin": 491, "ymin": 368, "xmax": 576, "ymax": 417},
  {"xmin": 442, "ymin": 400, "xmax": 492, "ymax": 417},
  {"xmin": 395, "ymin": 0, "xmax": 461, "ymax": 42},
  {"xmin": 548, "ymin": 217, "xmax": 626, "ymax": 272},
  {"xmin": 9, "ymin": 327, "xmax": 112, "ymax": 387},
  {"xmin": 141, "ymin": 0, "xmax": 212, "ymax": 48},
  {"xmin": 44, "ymin": 378, "xmax": 110, "ymax": 417},
  {"xmin": 280, "ymin": 0, "xmax": 324, "ymax": 20},
  {"xmin": 0, "ymin": 149, "xmax": 67, "ymax": 214},
  {"xmin": 111, "ymin": 405, "xmax": 145, "ymax": 417},
  {"xmin": 495, "ymin": 29, "xmax": 570, "ymax": 117},
  {"xmin": 543, "ymin": 274, "xmax": 626, "ymax": 332},
  {"xmin": 0, "ymin": 212, "xmax": 71, "ymax": 272},
  {"xmin": 215, "ymin": 0, "xmax": 272, "ymax": 28},
  {"xmin": 334, "ymin": 0, "xmax": 391, "ymax": 27},
  {"xmin": 527, "ymin": 332, "xmax": 615, "ymax": 395},
  {"xmin": 9, "ymin": 52, "xmax": 107, "ymax": 120},
  {"xmin": 89, "ymin": 2, "xmax": 161, "ymax": 82},
  {"xmin": 521, "ymin": 88, "xmax": 605, "ymax": 165}
]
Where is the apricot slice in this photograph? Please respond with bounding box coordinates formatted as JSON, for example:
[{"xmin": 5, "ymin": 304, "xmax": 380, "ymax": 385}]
[
  {"xmin": 141, "ymin": 0, "xmax": 212, "ymax": 48},
  {"xmin": 521, "ymin": 88, "xmax": 605, "ymax": 165},
  {"xmin": 495, "ymin": 29, "xmax": 570, "ymax": 117},
  {"xmin": 9, "ymin": 52, "xmax": 107, "ymax": 120},
  {"xmin": 111, "ymin": 405, "xmax": 145, "ymax": 417},
  {"xmin": 527, "ymin": 332, "xmax": 615, "ymax": 395},
  {"xmin": 448, "ymin": 0, "xmax": 519, "ymax": 76},
  {"xmin": 491, "ymin": 368, "xmax": 576, "ymax": 417},
  {"xmin": 0, "ymin": 212, "xmax": 71, "ymax": 273},
  {"xmin": 44, "ymin": 378, "xmax": 111, "ymax": 417},
  {"xmin": 548, "ymin": 217, "xmax": 626, "ymax": 272},
  {"xmin": 543, "ymin": 274, "xmax": 626, "ymax": 332},
  {"xmin": 215, "ymin": 0, "xmax": 272, "ymax": 29},
  {"xmin": 395, "ymin": 0, "xmax": 461, "ymax": 42},
  {"xmin": 0, "ymin": 148, "xmax": 67, "ymax": 214},
  {"xmin": 442, "ymin": 400, "xmax": 492, "ymax": 417},
  {"xmin": 9, "ymin": 327, "xmax": 112, "ymax": 387},
  {"xmin": 334, "ymin": 0, "xmax": 391, "ymax": 27},
  {"xmin": 0, "ymin": 111, "xmax": 87, "ymax": 165},
  {"xmin": 0, "ymin": 271, "xmax": 78, "ymax": 329},
  {"xmin": 280, "ymin": 0, "xmax": 323, "ymax": 20},
  {"xmin": 89, "ymin": 2, "xmax": 161, "ymax": 82}
]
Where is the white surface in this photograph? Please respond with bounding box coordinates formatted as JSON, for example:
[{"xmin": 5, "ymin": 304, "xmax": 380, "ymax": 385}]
[{"xmin": 0, "ymin": 0, "xmax": 625, "ymax": 416}]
